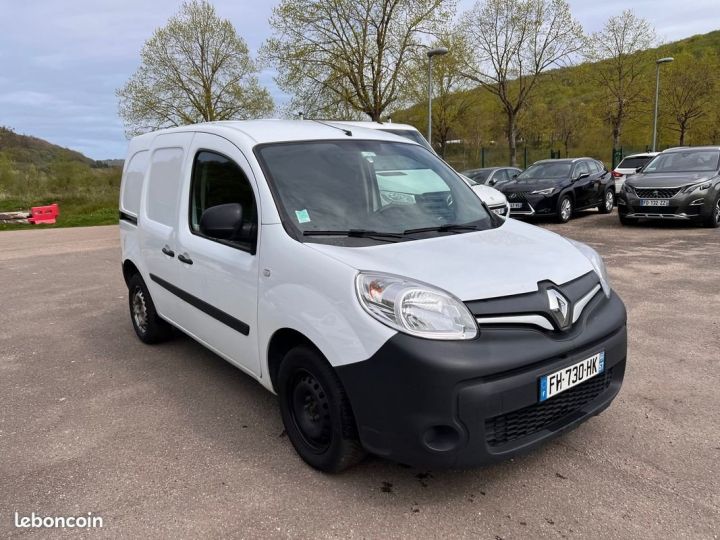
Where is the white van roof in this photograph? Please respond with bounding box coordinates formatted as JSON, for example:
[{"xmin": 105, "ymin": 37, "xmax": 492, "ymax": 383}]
[{"xmin": 129, "ymin": 119, "xmax": 415, "ymax": 147}]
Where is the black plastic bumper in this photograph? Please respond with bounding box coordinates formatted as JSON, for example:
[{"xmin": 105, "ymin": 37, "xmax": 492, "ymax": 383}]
[
  {"xmin": 618, "ymin": 191, "xmax": 713, "ymax": 221},
  {"xmin": 336, "ymin": 291, "xmax": 627, "ymax": 468}
]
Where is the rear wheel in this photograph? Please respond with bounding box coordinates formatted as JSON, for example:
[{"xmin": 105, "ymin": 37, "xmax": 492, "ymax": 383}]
[
  {"xmin": 556, "ymin": 195, "xmax": 573, "ymax": 223},
  {"xmin": 278, "ymin": 345, "xmax": 366, "ymax": 472},
  {"xmin": 128, "ymin": 273, "xmax": 172, "ymax": 344},
  {"xmin": 703, "ymin": 196, "xmax": 720, "ymax": 228},
  {"xmin": 598, "ymin": 189, "xmax": 615, "ymax": 214}
]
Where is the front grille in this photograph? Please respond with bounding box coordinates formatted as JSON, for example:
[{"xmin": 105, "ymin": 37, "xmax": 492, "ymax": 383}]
[
  {"xmin": 485, "ymin": 368, "xmax": 614, "ymax": 447},
  {"xmin": 506, "ymin": 191, "xmax": 530, "ymax": 202},
  {"xmin": 635, "ymin": 187, "xmax": 681, "ymax": 199}
]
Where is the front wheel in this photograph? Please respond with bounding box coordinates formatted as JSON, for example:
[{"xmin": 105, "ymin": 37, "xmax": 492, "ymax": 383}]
[
  {"xmin": 598, "ymin": 189, "xmax": 615, "ymax": 214},
  {"xmin": 703, "ymin": 196, "xmax": 720, "ymax": 228},
  {"xmin": 277, "ymin": 346, "xmax": 366, "ymax": 472},
  {"xmin": 556, "ymin": 195, "xmax": 573, "ymax": 223}
]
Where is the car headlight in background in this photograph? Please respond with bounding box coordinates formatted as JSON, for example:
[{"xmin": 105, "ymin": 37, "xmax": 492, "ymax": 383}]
[
  {"xmin": 568, "ymin": 240, "xmax": 611, "ymax": 298},
  {"xmin": 356, "ymin": 272, "xmax": 478, "ymax": 340},
  {"xmin": 682, "ymin": 181, "xmax": 712, "ymax": 194},
  {"xmin": 531, "ymin": 188, "xmax": 556, "ymax": 196}
]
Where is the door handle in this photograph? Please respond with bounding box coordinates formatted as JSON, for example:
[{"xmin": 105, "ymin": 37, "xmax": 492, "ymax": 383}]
[
  {"xmin": 161, "ymin": 245, "xmax": 175, "ymax": 257},
  {"xmin": 177, "ymin": 253, "xmax": 193, "ymax": 265}
]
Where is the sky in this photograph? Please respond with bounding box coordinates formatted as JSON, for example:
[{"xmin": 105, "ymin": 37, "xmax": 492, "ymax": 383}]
[{"xmin": 0, "ymin": 0, "xmax": 717, "ymax": 160}]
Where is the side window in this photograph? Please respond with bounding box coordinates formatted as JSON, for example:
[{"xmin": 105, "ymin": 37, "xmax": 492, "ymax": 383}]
[
  {"xmin": 121, "ymin": 150, "xmax": 148, "ymax": 215},
  {"xmin": 189, "ymin": 151, "xmax": 258, "ymax": 252},
  {"xmin": 491, "ymin": 169, "xmax": 508, "ymax": 184},
  {"xmin": 147, "ymin": 147, "xmax": 184, "ymax": 226},
  {"xmin": 588, "ymin": 160, "xmax": 602, "ymax": 174},
  {"xmin": 573, "ymin": 161, "xmax": 590, "ymax": 178}
]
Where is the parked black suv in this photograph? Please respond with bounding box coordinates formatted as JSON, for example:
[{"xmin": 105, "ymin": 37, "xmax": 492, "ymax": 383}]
[
  {"xmin": 618, "ymin": 147, "xmax": 720, "ymax": 228},
  {"xmin": 497, "ymin": 158, "xmax": 614, "ymax": 223}
]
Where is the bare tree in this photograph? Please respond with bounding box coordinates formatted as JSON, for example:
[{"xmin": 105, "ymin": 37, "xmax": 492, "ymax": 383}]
[
  {"xmin": 262, "ymin": 0, "xmax": 455, "ymax": 121},
  {"xmin": 459, "ymin": 0, "xmax": 583, "ymax": 166},
  {"xmin": 663, "ymin": 54, "xmax": 716, "ymax": 145},
  {"xmin": 117, "ymin": 0, "xmax": 273, "ymax": 136},
  {"xmin": 586, "ymin": 10, "xmax": 655, "ymax": 149}
]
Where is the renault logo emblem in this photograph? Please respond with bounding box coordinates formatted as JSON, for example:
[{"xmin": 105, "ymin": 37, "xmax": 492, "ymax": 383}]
[{"xmin": 547, "ymin": 289, "xmax": 571, "ymax": 330}]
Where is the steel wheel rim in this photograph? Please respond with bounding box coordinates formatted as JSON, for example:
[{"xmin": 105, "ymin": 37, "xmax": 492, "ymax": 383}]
[
  {"xmin": 606, "ymin": 191, "xmax": 614, "ymax": 211},
  {"xmin": 289, "ymin": 369, "xmax": 332, "ymax": 452},
  {"xmin": 132, "ymin": 288, "xmax": 148, "ymax": 333},
  {"xmin": 561, "ymin": 199, "xmax": 572, "ymax": 220}
]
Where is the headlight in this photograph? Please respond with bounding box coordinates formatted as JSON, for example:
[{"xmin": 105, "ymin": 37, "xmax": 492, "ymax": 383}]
[
  {"xmin": 568, "ymin": 240, "xmax": 611, "ymax": 298},
  {"xmin": 355, "ymin": 272, "xmax": 478, "ymax": 340},
  {"xmin": 623, "ymin": 184, "xmax": 636, "ymax": 195},
  {"xmin": 683, "ymin": 181, "xmax": 712, "ymax": 193},
  {"xmin": 531, "ymin": 188, "xmax": 556, "ymax": 196}
]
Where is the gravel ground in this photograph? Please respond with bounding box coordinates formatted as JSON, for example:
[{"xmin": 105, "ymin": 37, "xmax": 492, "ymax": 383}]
[{"xmin": 1, "ymin": 214, "xmax": 718, "ymax": 539}]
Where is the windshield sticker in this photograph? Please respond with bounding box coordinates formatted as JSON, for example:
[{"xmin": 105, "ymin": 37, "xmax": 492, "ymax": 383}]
[{"xmin": 295, "ymin": 209, "xmax": 311, "ymax": 223}]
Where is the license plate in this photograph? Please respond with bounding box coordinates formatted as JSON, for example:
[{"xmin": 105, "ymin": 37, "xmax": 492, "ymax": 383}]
[
  {"xmin": 539, "ymin": 352, "xmax": 605, "ymax": 402},
  {"xmin": 509, "ymin": 202, "xmax": 523, "ymax": 209},
  {"xmin": 640, "ymin": 199, "xmax": 669, "ymax": 206}
]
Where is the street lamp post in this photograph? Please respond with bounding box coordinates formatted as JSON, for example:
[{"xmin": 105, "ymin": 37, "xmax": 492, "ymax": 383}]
[
  {"xmin": 427, "ymin": 47, "xmax": 449, "ymax": 146},
  {"xmin": 652, "ymin": 57, "xmax": 674, "ymax": 152}
]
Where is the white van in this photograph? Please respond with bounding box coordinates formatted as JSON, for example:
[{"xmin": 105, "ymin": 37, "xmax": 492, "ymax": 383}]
[{"xmin": 119, "ymin": 120, "xmax": 627, "ymax": 472}]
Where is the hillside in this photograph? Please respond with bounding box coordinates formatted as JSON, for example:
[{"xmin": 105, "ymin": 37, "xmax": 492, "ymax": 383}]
[
  {"xmin": 0, "ymin": 127, "xmax": 121, "ymax": 228},
  {"xmin": 395, "ymin": 30, "xmax": 720, "ymax": 170}
]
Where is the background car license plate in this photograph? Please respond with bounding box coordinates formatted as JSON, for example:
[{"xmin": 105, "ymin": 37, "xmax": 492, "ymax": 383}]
[
  {"xmin": 539, "ymin": 351, "xmax": 605, "ymax": 402},
  {"xmin": 640, "ymin": 199, "xmax": 670, "ymax": 206},
  {"xmin": 509, "ymin": 202, "xmax": 523, "ymax": 209}
]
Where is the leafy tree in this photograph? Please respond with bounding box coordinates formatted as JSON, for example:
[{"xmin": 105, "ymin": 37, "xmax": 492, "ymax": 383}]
[
  {"xmin": 405, "ymin": 32, "xmax": 473, "ymax": 155},
  {"xmin": 459, "ymin": 0, "xmax": 584, "ymax": 166},
  {"xmin": 662, "ymin": 53, "xmax": 716, "ymax": 145},
  {"xmin": 117, "ymin": 0, "xmax": 273, "ymax": 136},
  {"xmin": 586, "ymin": 10, "xmax": 655, "ymax": 149},
  {"xmin": 262, "ymin": 0, "xmax": 455, "ymax": 121}
]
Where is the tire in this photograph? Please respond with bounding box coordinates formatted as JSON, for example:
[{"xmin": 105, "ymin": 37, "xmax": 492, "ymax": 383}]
[
  {"xmin": 702, "ymin": 196, "xmax": 720, "ymax": 228},
  {"xmin": 556, "ymin": 195, "xmax": 573, "ymax": 223},
  {"xmin": 127, "ymin": 273, "xmax": 172, "ymax": 344},
  {"xmin": 277, "ymin": 345, "xmax": 366, "ymax": 472},
  {"xmin": 598, "ymin": 189, "xmax": 615, "ymax": 214},
  {"xmin": 619, "ymin": 214, "xmax": 638, "ymax": 226}
]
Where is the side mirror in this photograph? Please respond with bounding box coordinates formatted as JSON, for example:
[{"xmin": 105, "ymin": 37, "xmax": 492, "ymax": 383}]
[
  {"xmin": 199, "ymin": 203, "xmax": 243, "ymax": 240},
  {"xmin": 489, "ymin": 178, "xmax": 497, "ymax": 186},
  {"xmin": 574, "ymin": 172, "xmax": 590, "ymax": 181},
  {"xmin": 635, "ymin": 166, "xmax": 643, "ymax": 173}
]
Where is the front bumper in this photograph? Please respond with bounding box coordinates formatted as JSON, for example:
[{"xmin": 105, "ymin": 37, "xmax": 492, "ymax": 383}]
[
  {"xmin": 504, "ymin": 192, "xmax": 558, "ymax": 216},
  {"xmin": 618, "ymin": 190, "xmax": 712, "ymax": 220},
  {"xmin": 336, "ymin": 291, "xmax": 627, "ymax": 468}
]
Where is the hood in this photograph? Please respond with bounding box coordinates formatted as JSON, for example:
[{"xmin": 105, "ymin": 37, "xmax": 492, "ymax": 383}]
[
  {"xmin": 499, "ymin": 178, "xmax": 559, "ymax": 192},
  {"xmin": 471, "ymin": 184, "xmax": 507, "ymax": 206},
  {"xmin": 627, "ymin": 171, "xmax": 716, "ymax": 188},
  {"xmin": 305, "ymin": 219, "xmax": 594, "ymax": 301}
]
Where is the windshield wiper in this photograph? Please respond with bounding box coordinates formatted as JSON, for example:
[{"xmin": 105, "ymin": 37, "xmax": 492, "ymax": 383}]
[
  {"xmin": 403, "ymin": 224, "xmax": 480, "ymax": 235},
  {"xmin": 303, "ymin": 229, "xmax": 404, "ymax": 241}
]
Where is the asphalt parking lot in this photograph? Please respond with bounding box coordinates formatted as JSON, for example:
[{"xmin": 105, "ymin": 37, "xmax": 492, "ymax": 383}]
[{"xmin": 1, "ymin": 213, "xmax": 719, "ymax": 539}]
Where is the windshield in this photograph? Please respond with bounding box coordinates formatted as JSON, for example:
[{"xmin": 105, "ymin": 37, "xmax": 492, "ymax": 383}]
[
  {"xmin": 517, "ymin": 162, "xmax": 571, "ymax": 180},
  {"xmin": 379, "ymin": 129, "xmax": 433, "ymax": 151},
  {"xmin": 256, "ymin": 140, "xmax": 495, "ymax": 244},
  {"xmin": 617, "ymin": 156, "xmax": 654, "ymax": 170},
  {"xmin": 643, "ymin": 150, "xmax": 720, "ymax": 173}
]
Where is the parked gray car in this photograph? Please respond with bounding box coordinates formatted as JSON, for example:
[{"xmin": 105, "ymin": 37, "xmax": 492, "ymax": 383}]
[{"xmin": 617, "ymin": 146, "xmax": 720, "ymax": 228}]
